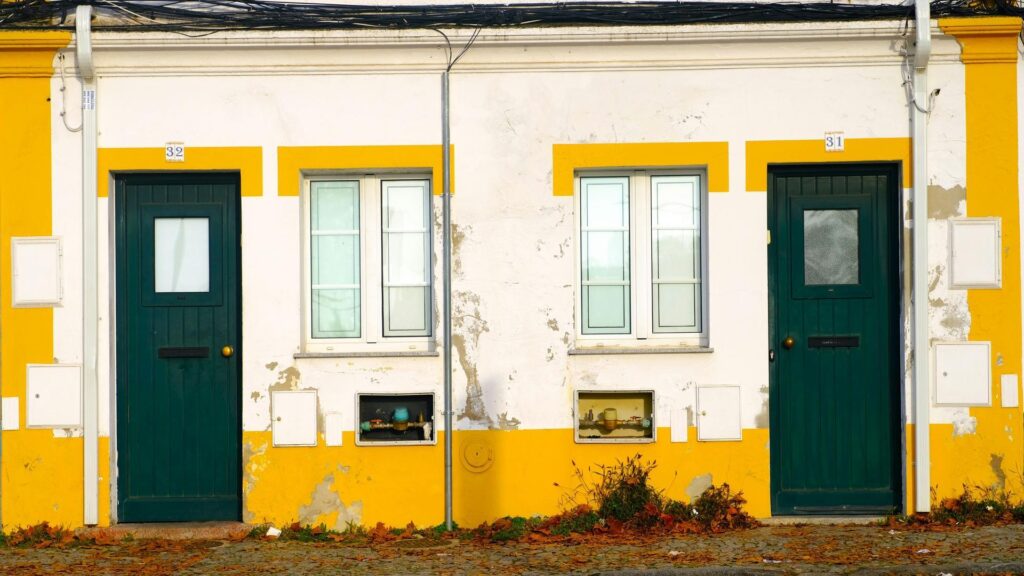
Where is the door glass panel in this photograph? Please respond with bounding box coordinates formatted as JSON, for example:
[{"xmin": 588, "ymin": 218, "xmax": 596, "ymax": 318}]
[
  {"xmin": 154, "ymin": 218, "xmax": 210, "ymax": 293},
  {"xmin": 804, "ymin": 209, "xmax": 859, "ymax": 285}
]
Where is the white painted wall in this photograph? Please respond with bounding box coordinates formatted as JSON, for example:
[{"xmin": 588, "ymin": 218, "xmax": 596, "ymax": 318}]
[{"xmin": 46, "ymin": 22, "xmax": 970, "ymax": 443}]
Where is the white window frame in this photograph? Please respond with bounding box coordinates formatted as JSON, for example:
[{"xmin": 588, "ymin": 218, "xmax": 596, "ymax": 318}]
[
  {"xmin": 302, "ymin": 172, "xmax": 434, "ymax": 354},
  {"xmin": 573, "ymin": 169, "xmax": 709, "ymax": 349}
]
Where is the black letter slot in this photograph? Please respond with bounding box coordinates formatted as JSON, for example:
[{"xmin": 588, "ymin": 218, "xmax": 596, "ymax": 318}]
[
  {"xmin": 807, "ymin": 336, "xmax": 859, "ymax": 348},
  {"xmin": 158, "ymin": 346, "xmax": 210, "ymax": 359}
]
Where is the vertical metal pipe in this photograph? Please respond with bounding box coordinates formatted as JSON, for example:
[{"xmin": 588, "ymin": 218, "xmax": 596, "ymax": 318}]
[
  {"xmin": 76, "ymin": 4, "xmax": 99, "ymax": 526},
  {"xmin": 911, "ymin": 0, "xmax": 931, "ymax": 514},
  {"xmin": 441, "ymin": 70, "xmax": 453, "ymax": 530}
]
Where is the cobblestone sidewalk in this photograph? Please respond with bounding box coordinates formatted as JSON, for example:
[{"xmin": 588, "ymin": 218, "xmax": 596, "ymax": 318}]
[{"xmin": 1, "ymin": 524, "xmax": 1023, "ymax": 575}]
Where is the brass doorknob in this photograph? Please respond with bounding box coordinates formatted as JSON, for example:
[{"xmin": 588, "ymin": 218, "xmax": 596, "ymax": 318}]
[
  {"xmin": 782, "ymin": 337, "xmax": 795, "ymax": 350},
  {"xmin": 221, "ymin": 345, "xmax": 234, "ymax": 358}
]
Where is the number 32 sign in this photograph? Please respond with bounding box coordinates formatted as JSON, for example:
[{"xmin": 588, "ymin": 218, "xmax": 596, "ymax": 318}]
[{"xmin": 165, "ymin": 143, "xmax": 185, "ymax": 163}]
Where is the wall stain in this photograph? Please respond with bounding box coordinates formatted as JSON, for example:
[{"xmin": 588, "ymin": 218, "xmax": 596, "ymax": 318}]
[
  {"xmin": 496, "ymin": 412, "xmax": 522, "ymax": 430},
  {"xmin": 928, "ymin": 184, "xmax": 966, "ymax": 219},
  {"xmin": 685, "ymin": 473, "xmax": 713, "ymax": 502},
  {"xmin": 298, "ymin": 472, "xmax": 362, "ymax": 530},
  {"xmin": 250, "ymin": 391, "xmax": 263, "ymax": 403},
  {"xmin": 685, "ymin": 406, "xmax": 694, "ymax": 429},
  {"xmin": 265, "ymin": 361, "xmax": 278, "ymax": 371},
  {"xmin": 453, "ymin": 290, "xmax": 491, "ymax": 423},
  {"xmin": 990, "ymin": 453, "xmax": 1006, "ymax": 492},
  {"xmin": 451, "ymin": 223, "xmax": 471, "ymax": 280},
  {"xmin": 547, "ymin": 318, "xmax": 559, "ymax": 332},
  {"xmin": 546, "ymin": 347, "xmax": 555, "ymax": 362}
]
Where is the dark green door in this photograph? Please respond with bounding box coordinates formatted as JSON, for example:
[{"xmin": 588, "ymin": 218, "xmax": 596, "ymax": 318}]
[
  {"xmin": 116, "ymin": 173, "xmax": 241, "ymax": 522},
  {"xmin": 768, "ymin": 163, "xmax": 901, "ymax": 515}
]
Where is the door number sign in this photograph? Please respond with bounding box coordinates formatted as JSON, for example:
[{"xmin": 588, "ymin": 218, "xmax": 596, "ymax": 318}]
[
  {"xmin": 165, "ymin": 143, "xmax": 185, "ymax": 163},
  {"xmin": 824, "ymin": 132, "xmax": 845, "ymax": 152}
]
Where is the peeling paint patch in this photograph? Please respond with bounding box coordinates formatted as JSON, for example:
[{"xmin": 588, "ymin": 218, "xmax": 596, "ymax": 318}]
[
  {"xmin": 952, "ymin": 414, "xmax": 977, "ymax": 437},
  {"xmin": 242, "ymin": 440, "xmax": 269, "ymax": 523},
  {"xmin": 990, "ymin": 454, "xmax": 1006, "ymax": 491},
  {"xmin": 685, "ymin": 473, "xmax": 713, "ymax": 502},
  {"xmin": 754, "ymin": 386, "xmax": 769, "ymax": 429},
  {"xmin": 685, "ymin": 406, "xmax": 694, "ymax": 429},
  {"xmin": 547, "ymin": 318, "xmax": 559, "ymax": 332},
  {"xmin": 250, "ymin": 391, "xmax": 263, "ymax": 403},
  {"xmin": 546, "ymin": 347, "xmax": 555, "ymax": 362},
  {"xmin": 451, "ymin": 223, "xmax": 471, "ymax": 279},
  {"xmin": 496, "ymin": 412, "xmax": 521, "ymax": 430},
  {"xmin": 269, "ymin": 366, "xmax": 301, "ymax": 392},
  {"xmin": 453, "ymin": 290, "xmax": 491, "ymax": 423},
  {"xmin": 927, "ymin": 184, "xmax": 966, "ymax": 219},
  {"xmin": 298, "ymin": 473, "xmax": 362, "ymax": 530},
  {"xmin": 265, "ymin": 361, "xmax": 279, "ymax": 371}
]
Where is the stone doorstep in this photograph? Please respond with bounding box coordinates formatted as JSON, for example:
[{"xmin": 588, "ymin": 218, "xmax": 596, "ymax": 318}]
[
  {"xmin": 76, "ymin": 522, "xmax": 252, "ymax": 541},
  {"xmin": 758, "ymin": 516, "xmax": 885, "ymax": 526}
]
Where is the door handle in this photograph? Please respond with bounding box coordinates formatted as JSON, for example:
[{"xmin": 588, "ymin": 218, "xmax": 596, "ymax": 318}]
[
  {"xmin": 782, "ymin": 336, "xmax": 795, "ymax": 350},
  {"xmin": 221, "ymin": 345, "xmax": 234, "ymax": 358}
]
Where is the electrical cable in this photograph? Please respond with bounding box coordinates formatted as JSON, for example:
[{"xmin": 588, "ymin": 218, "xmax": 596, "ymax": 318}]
[{"xmin": 1, "ymin": 0, "xmax": 1022, "ymax": 32}]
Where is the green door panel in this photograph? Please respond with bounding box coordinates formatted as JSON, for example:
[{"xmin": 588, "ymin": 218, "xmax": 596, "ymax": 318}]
[
  {"xmin": 116, "ymin": 173, "xmax": 242, "ymax": 522},
  {"xmin": 768, "ymin": 164, "xmax": 902, "ymax": 516}
]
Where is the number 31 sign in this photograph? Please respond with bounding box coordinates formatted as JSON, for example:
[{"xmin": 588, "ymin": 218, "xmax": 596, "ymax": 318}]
[
  {"xmin": 824, "ymin": 132, "xmax": 845, "ymax": 153},
  {"xmin": 165, "ymin": 143, "xmax": 185, "ymax": 163}
]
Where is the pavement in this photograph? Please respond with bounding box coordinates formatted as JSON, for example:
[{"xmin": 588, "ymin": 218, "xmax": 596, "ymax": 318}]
[{"xmin": 2, "ymin": 523, "xmax": 1024, "ymax": 575}]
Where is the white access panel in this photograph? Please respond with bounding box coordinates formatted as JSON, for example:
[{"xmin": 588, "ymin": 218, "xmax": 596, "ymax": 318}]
[
  {"xmin": 272, "ymin": 390, "xmax": 318, "ymax": 447},
  {"xmin": 1, "ymin": 397, "xmax": 20, "ymax": 430},
  {"xmin": 949, "ymin": 218, "xmax": 1001, "ymax": 289},
  {"xmin": 670, "ymin": 409, "xmax": 688, "ymax": 443},
  {"xmin": 324, "ymin": 412, "xmax": 344, "ymax": 447},
  {"xmin": 1001, "ymin": 374, "xmax": 1019, "ymax": 408},
  {"xmin": 26, "ymin": 364, "xmax": 82, "ymax": 428},
  {"xmin": 934, "ymin": 342, "xmax": 992, "ymax": 406},
  {"xmin": 696, "ymin": 385, "xmax": 742, "ymax": 441},
  {"xmin": 12, "ymin": 237, "xmax": 62, "ymax": 307}
]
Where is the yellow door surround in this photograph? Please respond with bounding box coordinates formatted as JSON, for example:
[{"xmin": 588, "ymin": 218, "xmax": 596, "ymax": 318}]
[
  {"xmin": 97, "ymin": 147, "xmax": 263, "ymax": 198},
  {"xmin": 745, "ymin": 138, "xmax": 912, "ymax": 192}
]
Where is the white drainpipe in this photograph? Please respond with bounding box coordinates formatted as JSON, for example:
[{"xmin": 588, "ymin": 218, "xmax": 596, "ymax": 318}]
[
  {"xmin": 911, "ymin": 0, "xmax": 931, "ymax": 514},
  {"xmin": 76, "ymin": 4, "xmax": 99, "ymax": 526}
]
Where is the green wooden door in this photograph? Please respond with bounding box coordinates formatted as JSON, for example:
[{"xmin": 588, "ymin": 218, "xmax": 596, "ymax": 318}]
[
  {"xmin": 116, "ymin": 173, "xmax": 241, "ymax": 522},
  {"xmin": 768, "ymin": 164, "xmax": 901, "ymax": 515}
]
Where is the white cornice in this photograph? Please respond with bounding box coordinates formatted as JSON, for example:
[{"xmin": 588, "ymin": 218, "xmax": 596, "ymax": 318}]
[{"xmin": 59, "ymin": 21, "xmax": 962, "ymax": 76}]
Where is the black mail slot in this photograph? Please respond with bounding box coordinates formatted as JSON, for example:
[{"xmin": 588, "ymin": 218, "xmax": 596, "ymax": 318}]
[
  {"xmin": 807, "ymin": 336, "xmax": 859, "ymax": 348},
  {"xmin": 158, "ymin": 346, "xmax": 210, "ymax": 359}
]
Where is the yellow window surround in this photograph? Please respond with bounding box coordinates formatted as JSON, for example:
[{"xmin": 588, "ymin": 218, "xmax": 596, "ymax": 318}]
[
  {"xmin": 551, "ymin": 142, "xmax": 729, "ymax": 196},
  {"xmin": 745, "ymin": 138, "xmax": 912, "ymax": 192},
  {"xmin": 97, "ymin": 147, "xmax": 263, "ymax": 197},
  {"xmin": 277, "ymin": 145, "xmax": 453, "ymax": 196}
]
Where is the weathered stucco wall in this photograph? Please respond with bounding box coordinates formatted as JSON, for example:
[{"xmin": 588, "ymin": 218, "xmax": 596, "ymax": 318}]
[{"xmin": 1, "ymin": 19, "xmax": 1022, "ymax": 528}]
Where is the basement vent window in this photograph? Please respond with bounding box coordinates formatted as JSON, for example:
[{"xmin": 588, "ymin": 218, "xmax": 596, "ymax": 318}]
[
  {"xmin": 575, "ymin": 390, "xmax": 655, "ymax": 444},
  {"xmin": 356, "ymin": 393, "xmax": 435, "ymax": 446}
]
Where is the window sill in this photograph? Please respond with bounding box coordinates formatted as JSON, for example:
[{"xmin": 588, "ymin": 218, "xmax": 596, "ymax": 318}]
[
  {"xmin": 294, "ymin": 350, "xmax": 439, "ymax": 359},
  {"xmin": 568, "ymin": 346, "xmax": 713, "ymax": 356}
]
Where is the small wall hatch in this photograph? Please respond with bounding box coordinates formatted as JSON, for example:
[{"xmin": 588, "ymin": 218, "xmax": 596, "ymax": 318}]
[
  {"xmin": 697, "ymin": 385, "xmax": 742, "ymax": 441},
  {"xmin": 12, "ymin": 237, "xmax": 62, "ymax": 308},
  {"xmin": 356, "ymin": 393, "xmax": 435, "ymax": 446},
  {"xmin": 575, "ymin": 390, "xmax": 655, "ymax": 444},
  {"xmin": 271, "ymin": 390, "xmax": 318, "ymax": 447},
  {"xmin": 26, "ymin": 364, "xmax": 82, "ymax": 428},
  {"xmin": 934, "ymin": 341, "xmax": 991, "ymax": 406}
]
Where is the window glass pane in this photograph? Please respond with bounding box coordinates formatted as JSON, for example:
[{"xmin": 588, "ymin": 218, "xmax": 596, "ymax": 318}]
[
  {"xmin": 652, "ymin": 175, "xmax": 702, "ymax": 334},
  {"xmin": 804, "ymin": 209, "xmax": 859, "ymax": 285},
  {"xmin": 312, "ymin": 181, "xmax": 359, "ymax": 231},
  {"xmin": 385, "ymin": 286, "xmax": 429, "ymax": 333},
  {"xmin": 653, "ymin": 179, "xmax": 698, "ymax": 227},
  {"xmin": 382, "ymin": 180, "xmax": 431, "ymax": 337},
  {"xmin": 154, "ymin": 218, "xmax": 210, "ymax": 293},
  {"xmin": 654, "ymin": 284, "xmax": 699, "ymax": 331},
  {"xmin": 585, "ymin": 285, "xmax": 629, "ymax": 330},
  {"xmin": 581, "ymin": 177, "xmax": 630, "ymax": 335},
  {"xmin": 311, "ymin": 181, "xmax": 360, "ymax": 339},
  {"xmin": 312, "ymin": 289, "xmax": 360, "ymax": 338}
]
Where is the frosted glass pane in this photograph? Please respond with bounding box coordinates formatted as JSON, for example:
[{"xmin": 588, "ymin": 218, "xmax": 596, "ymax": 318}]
[
  {"xmin": 654, "ymin": 284, "xmax": 698, "ymax": 331},
  {"xmin": 311, "ymin": 181, "xmax": 359, "ymax": 231},
  {"xmin": 154, "ymin": 218, "xmax": 209, "ymax": 293},
  {"xmin": 655, "ymin": 230, "xmax": 699, "ymax": 280},
  {"xmin": 312, "ymin": 235, "xmax": 359, "ymax": 286},
  {"xmin": 583, "ymin": 179, "xmax": 628, "ymax": 228},
  {"xmin": 585, "ymin": 285, "xmax": 628, "ymax": 331},
  {"xmin": 312, "ymin": 289, "xmax": 360, "ymax": 338},
  {"xmin": 385, "ymin": 287, "xmax": 428, "ymax": 334},
  {"xmin": 652, "ymin": 179, "xmax": 698, "ymax": 227},
  {"xmin": 386, "ymin": 233, "xmax": 426, "ymax": 284},
  {"xmin": 384, "ymin": 182, "xmax": 427, "ymax": 229},
  {"xmin": 804, "ymin": 209, "xmax": 859, "ymax": 285},
  {"xmin": 584, "ymin": 231, "xmax": 627, "ymax": 282}
]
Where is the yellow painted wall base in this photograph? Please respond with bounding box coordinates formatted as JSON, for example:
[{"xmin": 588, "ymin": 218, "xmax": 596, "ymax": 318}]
[{"xmin": 243, "ymin": 428, "xmax": 771, "ymax": 528}]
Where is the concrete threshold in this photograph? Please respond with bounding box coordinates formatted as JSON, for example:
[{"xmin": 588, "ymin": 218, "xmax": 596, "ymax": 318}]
[
  {"xmin": 758, "ymin": 516, "xmax": 885, "ymax": 526},
  {"xmin": 77, "ymin": 522, "xmax": 252, "ymax": 541}
]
